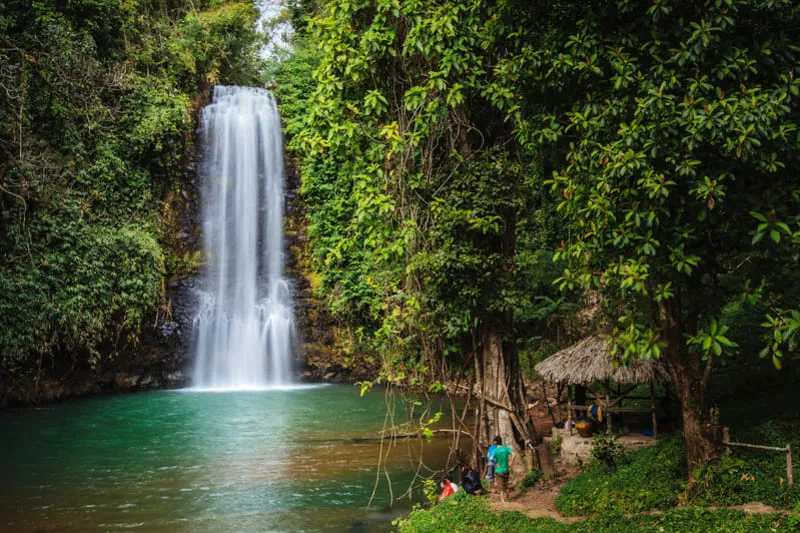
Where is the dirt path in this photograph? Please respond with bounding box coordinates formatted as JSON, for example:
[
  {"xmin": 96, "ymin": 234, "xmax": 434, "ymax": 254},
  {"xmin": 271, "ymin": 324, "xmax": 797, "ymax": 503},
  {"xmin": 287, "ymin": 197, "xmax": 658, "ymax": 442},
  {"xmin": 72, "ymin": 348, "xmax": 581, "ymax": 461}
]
[{"xmin": 487, "ymin": 484, "xmax": 581, "ymax": 523}]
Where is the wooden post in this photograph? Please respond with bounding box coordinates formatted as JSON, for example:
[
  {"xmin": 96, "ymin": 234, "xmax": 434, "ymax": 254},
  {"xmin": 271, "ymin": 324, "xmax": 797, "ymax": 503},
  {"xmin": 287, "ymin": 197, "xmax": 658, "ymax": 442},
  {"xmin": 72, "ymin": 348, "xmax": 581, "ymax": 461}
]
[
  {"xmin": 787, "ymin": 443, "xmax": 794, "ymax": 486},
  {"xmin": 537, "ymin": 443, "xmax": 555, "ymax": 480},
  {"xmin": 650, "ymin": 382, "xmax": 658, "ymax": 440},
  {"xmin": 605, "ymin": 381, "xmax": 612, "ymax": 432},
  {"xmin": 723, "ymin": 440, "xmax": 793, "ymax": 485},
  {"xmin": 542, "ymin": 382, "xmax": 556, "ymax": 426},
  {"xmin": 556, "ymin": 383, "xmax": 564, "ymax": 423},
  {"xmin": 567, "ymin": 385, "xmax": 574, "ymax": 435}
]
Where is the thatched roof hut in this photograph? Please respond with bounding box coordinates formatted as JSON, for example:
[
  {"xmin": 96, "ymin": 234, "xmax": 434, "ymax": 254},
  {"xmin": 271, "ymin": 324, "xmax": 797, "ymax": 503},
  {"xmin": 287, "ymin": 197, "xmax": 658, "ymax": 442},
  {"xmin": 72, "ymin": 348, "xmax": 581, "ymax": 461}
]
[{"xmin": 536, "ymin": 336, "xmax": 671, "ymax": 386}]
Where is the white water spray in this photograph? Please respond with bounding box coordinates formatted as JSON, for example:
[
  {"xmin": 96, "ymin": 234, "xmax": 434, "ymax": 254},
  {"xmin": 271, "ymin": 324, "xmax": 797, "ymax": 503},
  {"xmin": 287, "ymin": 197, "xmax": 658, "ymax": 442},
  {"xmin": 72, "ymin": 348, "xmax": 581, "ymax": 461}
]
[{"xmin": 192, "ymin": 86, "xmax": 295, "ymax": 389}]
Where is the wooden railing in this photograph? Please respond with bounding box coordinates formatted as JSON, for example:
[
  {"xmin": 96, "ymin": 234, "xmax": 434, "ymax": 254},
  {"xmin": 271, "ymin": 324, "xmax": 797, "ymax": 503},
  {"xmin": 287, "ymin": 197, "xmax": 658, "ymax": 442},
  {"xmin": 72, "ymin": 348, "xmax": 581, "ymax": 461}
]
[{"xmin": 724, "ymin": 441, "xmax": 793, "ymax": 486}]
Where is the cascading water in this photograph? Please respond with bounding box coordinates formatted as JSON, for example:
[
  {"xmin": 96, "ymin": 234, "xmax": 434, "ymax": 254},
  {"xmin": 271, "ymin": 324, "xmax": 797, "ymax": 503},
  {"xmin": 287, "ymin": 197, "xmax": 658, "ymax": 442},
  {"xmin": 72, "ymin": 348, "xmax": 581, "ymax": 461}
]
[{"xmin": 192, "ymin": 86, "xmax": 295, "ymax": 389}]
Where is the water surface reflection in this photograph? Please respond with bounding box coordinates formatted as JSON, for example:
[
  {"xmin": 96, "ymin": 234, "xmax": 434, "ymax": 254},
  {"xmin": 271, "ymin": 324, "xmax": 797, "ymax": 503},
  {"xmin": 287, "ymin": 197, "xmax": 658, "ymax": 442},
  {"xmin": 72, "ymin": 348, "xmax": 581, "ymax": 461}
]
[{"xmin": 0, "ymin": 386, "xmax": 455, "ymax": 532}]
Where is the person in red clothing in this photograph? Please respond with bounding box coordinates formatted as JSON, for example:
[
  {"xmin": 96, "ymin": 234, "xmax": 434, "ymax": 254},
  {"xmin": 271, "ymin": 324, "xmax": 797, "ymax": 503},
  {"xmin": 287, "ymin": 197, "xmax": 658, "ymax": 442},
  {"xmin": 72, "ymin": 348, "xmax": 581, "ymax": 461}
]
[{"xmin": 437, "ymin": 475, "xmax": 458, "ymax": 501}]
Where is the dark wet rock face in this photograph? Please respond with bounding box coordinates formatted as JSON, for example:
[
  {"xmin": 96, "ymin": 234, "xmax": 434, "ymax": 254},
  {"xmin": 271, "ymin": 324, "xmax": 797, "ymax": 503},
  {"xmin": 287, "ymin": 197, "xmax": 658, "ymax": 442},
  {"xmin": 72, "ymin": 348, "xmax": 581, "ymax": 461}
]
[
  {"xmin": 164, "ymin": 276, "xmax": 201, "ymax": 348},
  {"xmin": 131, "ymin": 275, "xmax": 202, "ymax": 389},
  {"xmin": 283, "ymin": 160, "xmax": 379, "ymax": 385}
]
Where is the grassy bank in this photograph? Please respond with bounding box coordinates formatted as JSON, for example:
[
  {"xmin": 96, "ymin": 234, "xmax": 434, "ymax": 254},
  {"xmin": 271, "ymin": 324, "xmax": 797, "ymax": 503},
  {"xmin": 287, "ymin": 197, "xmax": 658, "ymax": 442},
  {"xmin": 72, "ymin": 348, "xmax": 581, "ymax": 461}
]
[
  {"xmin": 556, "ymin": 425, "xmax": 800, "ymax": 516},
  {"xmin": 395, "ymin": 492, "xmax": 791, "ymax": 532},
  {"xmin": 397, "ymin": 414, "xmax": 800, "ymax": 532}
]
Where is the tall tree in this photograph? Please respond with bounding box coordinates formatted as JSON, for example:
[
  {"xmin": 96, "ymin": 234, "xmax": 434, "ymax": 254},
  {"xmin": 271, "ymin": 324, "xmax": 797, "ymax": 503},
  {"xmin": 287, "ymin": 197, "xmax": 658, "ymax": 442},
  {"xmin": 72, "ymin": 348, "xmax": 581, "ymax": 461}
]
[
  {"xmin": 489, "ymin": 0, "xmax": 800, "ymax": 474},
  {"xmin": 278, "ymin": 0, "xmax": 568, "ymax": 466}
]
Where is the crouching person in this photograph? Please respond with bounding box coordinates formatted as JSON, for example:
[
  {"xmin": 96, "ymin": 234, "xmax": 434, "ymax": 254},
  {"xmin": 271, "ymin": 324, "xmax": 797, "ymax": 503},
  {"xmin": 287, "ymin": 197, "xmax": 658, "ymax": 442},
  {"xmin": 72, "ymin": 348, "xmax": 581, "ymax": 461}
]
[
  {"xmin": 461, "ymin": 464, "xmax": 482, "ymax": 495},
  {"xmin": 437, "ymin": 475, "xmax": 458, "ymax": 501}
]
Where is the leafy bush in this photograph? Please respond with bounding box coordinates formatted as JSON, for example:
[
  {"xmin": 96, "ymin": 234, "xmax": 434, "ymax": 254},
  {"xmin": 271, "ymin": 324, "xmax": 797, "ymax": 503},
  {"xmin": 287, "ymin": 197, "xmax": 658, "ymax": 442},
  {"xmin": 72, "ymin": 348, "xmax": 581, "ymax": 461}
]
[
  {"xmin": 171, "ymin": 2, "xmax": 261, "ymax": 87},
  {"xmin": 558, "ymin": 422, "xmax": 800, "ymax": 516},
  {"xmin": 788, "ymin": 500, "xmax": 800, "ymax": 530},
  {"xmin": 422, "ymin": 478, "xmax": 438, "ymax": 506},
  {"xmin": 0, "ymin": 215, "xmax": 165, "ymax": 369},
  {"xmin": 395, "ymin": 492, "xmax": 569, "ymax": 533},
  {"xmin": 550, "ymin": 434, "xmax": 563, "ymax": 455},
  {"xmin": 689, "ymin": 422, "xmax": 800, "ymax": 509},
  {"xmin": 591, "ymin": 430, "xmax": 626, "ymax": 471},
  {"xmin": 582, "ymin": 508, "xmax": 788, "ymax": 533},
  {"xmin": 520, "ymin": 469, "xmax": 544, "ymax": 488}
]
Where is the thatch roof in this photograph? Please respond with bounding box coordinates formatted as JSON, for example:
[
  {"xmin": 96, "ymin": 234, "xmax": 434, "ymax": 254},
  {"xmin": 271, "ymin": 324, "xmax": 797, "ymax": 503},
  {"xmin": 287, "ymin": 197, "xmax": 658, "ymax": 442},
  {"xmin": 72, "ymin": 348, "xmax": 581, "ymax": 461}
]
[{"xmin": 535, "ymin": 336, "xmax": 671, "ymax": 386}]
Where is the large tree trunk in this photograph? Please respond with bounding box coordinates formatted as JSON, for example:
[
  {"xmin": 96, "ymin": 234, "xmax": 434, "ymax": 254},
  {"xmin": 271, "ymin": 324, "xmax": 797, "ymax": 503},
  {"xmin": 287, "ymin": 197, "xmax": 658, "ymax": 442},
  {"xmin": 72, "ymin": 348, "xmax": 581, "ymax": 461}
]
[
  {"xmin": 660, "ymin": 299, "xmax": 723, "ymax": 477},
  {"xmin": 476, "ymin": 323, "xmax": 537, "ymax": 477}
]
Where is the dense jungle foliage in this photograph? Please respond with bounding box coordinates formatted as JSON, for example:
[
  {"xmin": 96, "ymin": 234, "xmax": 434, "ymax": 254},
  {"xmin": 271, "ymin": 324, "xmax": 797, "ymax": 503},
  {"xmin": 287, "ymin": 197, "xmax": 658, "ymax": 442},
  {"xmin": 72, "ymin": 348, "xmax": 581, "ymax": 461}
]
[
  {"xmin": 273, "ymin": 0, "xmax": 800, "ymax": 472},
  {"xmin": 0, "ymin": 0, "xmax": 262, "ymax": 380},
  {"xmin": 272, "ymin": 0, "xmax": 578, "ymax": 394}
]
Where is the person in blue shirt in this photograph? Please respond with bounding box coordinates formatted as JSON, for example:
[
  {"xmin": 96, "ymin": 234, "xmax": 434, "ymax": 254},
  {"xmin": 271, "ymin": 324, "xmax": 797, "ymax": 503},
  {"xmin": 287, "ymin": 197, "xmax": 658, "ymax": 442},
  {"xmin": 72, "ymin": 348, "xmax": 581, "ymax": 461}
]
[
  {"xmin": 485, "ymin": 440, "xmax": 499, "ymax": 490},
  {"xmin": 588, "ymin": 392, "xmax": 606, "ymax": 431}
]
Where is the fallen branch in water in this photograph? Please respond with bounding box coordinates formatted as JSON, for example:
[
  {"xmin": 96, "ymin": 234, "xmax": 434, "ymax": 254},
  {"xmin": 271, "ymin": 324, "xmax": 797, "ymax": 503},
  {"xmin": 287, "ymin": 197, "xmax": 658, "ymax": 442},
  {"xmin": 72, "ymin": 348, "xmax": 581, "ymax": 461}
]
[{"xmin": 353, "ymin": 428, "xmax": 474, "ymax": 442}]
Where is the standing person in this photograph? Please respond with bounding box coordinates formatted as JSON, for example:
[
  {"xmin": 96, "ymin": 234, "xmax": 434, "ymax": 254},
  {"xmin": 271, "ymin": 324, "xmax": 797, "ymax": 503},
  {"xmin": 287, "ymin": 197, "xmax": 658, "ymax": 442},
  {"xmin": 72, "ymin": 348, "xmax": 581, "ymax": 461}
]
[
  {"xmin": 491, "ymin": 436, "xmax": 514, "ymax": 502},
  {"xmin": 485, "ymin": 440, "xmax": 499, "ymax": 490},
  {"xmin": 588, "ymin": 392, "xmax": 606, "ymax": 432}
]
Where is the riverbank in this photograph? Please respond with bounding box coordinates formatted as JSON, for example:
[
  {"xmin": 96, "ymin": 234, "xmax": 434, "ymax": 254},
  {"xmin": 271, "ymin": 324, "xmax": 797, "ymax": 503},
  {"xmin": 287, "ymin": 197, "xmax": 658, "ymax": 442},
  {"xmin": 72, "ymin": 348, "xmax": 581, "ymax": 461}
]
[
  {"xmin": 0, "ymin": 344, "xmax": 373, "ymax": 407},
  {"xmin": 396, "ymin": 491, "xmax": 792, "ymax": 533},
  {"xmin": 0, "ymin": 360, "xmax": 374, "ymax": 407},
  {"xmin": 397, "ymin": 363, "xmax": 800, "ymax": 532}
]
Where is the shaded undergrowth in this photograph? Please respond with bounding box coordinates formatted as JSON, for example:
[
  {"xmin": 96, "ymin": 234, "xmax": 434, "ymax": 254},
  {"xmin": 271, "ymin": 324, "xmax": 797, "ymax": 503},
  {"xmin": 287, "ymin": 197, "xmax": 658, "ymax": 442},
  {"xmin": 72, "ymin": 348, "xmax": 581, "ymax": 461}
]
[
  {"xmin": 556, "ymin": 422, "xmax": 800, "ymax": 517},
  {"xmin": 556, "ymin": 435, "xmax": 687, "ymax": 516}
]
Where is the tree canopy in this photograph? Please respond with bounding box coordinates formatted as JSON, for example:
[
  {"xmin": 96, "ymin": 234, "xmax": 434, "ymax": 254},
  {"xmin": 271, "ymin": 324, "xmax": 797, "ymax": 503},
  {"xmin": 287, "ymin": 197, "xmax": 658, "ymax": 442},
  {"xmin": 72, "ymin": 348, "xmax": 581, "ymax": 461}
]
[{"xmin": 275, "ymin": 0, "xmax": 800, "ymax": 475}]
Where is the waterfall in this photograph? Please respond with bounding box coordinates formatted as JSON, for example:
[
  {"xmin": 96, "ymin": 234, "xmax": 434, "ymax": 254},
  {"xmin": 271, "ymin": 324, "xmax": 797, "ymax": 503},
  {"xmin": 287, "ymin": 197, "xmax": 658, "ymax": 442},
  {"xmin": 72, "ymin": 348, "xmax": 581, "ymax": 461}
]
[{"xmin": 192, "ymin": 86, "xmax": 295, "ymax": 390}]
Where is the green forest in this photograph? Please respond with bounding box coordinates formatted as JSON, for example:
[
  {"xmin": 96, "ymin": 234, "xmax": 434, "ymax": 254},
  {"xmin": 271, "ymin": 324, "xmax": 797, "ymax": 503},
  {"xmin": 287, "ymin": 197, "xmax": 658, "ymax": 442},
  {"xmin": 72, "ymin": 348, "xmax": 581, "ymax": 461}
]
[
  {"xmin": 1, "ymin": 0, "xmax": 263, "ymax": 381},
  {"xmin": 271, "ymin": 0, "xmax": 800, "ymax": 529},
  {"xmin": 272, "ymin": 0, "xmax": 800, "ymax": 472},
  {"xmin": 1, "ymin": 0, "xmax": 800, "ymax": 530}
]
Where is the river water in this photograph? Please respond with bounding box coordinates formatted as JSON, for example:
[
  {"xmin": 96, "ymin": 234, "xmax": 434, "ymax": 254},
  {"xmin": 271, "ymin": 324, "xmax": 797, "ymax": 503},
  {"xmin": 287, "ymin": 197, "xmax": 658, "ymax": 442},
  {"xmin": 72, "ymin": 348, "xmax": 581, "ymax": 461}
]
[{"xmin": 0, "ymin": 386, "xmax": 453, "ymax": 532}]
